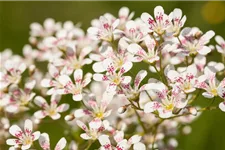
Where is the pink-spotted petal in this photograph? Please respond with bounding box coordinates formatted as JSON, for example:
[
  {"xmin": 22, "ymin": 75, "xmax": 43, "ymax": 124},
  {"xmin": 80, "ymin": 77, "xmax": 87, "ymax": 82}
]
[
  {"xmin": 76, "ymin": 120, "xmax": 88, "ymax": 132},
  {"xmin": 58, "ymin": 75, "xmax": 72, "ymax": 86},
  {"xmin": 98, "ymin": 135, "xmax": 111, "ymax": 148},
  {"xmin": 57, "ymin": 104, "xmax": 69, "ymax": 112},
  {"xmin": 144, "ymin": 102, "xmax": 161, "ymax": 113},
  {"xmin": 6, "ymin": 139, "xmax": 22, "ymax": 145},
  {"xmin": 114, "ymin": 131, "xmax": 124, "ymax": 143},
  {"xmin": 34, "ymin": 96, "xmax": 48, "ymax": 108},
  {"xmin": 119, "ymin": 62, "xmax": 132, "ymax": 74},
  {"xmin": 24, "ymin": 119, "xmax": 33, "ymax": 135},
  {"xmin": 32, "ymin": 131, "xmax": 41, "ymax": 141},
  {"xmin": 134, "ymin": 70, "xmax": 147, "ymax": 89},
  {"xmin": 34, "ymin": 110, "xmax": 47, "ymax": 119},
  {"xmin": 93, "ymin": 74, "xmax": 108, "ymax": 82},
  {"xmin": 74, "ymin": 69, "xmax": 83, "ymax": 85},
  {"xmin": 54, "ymin": 137, "xmax": 67, "ymax": 150},
  {"xmin": 9, "ymin": 125, "xmax": 23, "ymax": 138},
  {"xmin": 89, "ymin": 119, "xmax": 102, "ymax": 129},
  {"xmin": 74, "ymin": 109, "xmax": 91, "ymax": 118},
  {"xmin": 39, "ymin": 133, "xmax": 50, "ymax": 150},
  {"xmin": 49, "ymin": 64, "xmax": 59, "ymax": 78}
]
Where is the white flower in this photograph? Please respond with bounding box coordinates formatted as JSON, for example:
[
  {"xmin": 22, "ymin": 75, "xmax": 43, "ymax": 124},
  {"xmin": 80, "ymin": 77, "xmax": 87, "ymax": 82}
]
[
  {"xmin": 58, "ymin": 69, "xmax": 92, "ymax": 101},
  {"xmin": 123, "ymin": 20, "xmax": 148, "ymax": 43},
  {"xmin": 197, "ymin": 67, "xmax": 225, "ymax": 99},
  {"xmin": 6, "ymin": 119, "xmax": 40, "ymax": 150},
  {"xmin": 127, "ymin": 36, "xmax": 159, "ymax": 64},
  {"xmin": 88, "ymin": 16, "xmax": 122, "ymax": 42},
  {"xmin": 142, "ymin": 80, "xmax": 187, "ymax": 118},
  {"xmin": 76, "ymin": 119, "xmax": 106, "ymax": 140},
  {"xmin": 119, "ymin": 70, "xmax": 147, "ymax": 101},
  {"xmin": 98, "ymin": 131, "xmax": 145, "ymax": 150},
  {"xmin": 141, "ymin": 6, "xmax": 171, "ymax": 35},
  {"xmin": 118, "ymin": 7, "xmax": 135, "ymax": 29},
  {"xmin": 74, "ymin": 91, "xmax": 114, "ymax": 120},
  {"xmin": 166, "ymin": 65, "xmax": 198, "ymax": 93},
  {"xmin": 215, "ymin": 35, "xmax": 225, "ymax": 55},
  {"xmin": 0, "ymin": 59, "xmax": 26, "ymax": 90},
  {"xmin": 34, "ymin": 94, "xmax": 69, "ymax": 120},
  {"xmin": 39, "ymin": 133, "xmax": 67, "ymax": 150},
  {"xmin": 167, "ymin": 8, "xmax": 186, "ymax": 36},
  {"xmin": 93, "ymin": 59, "xmax": 132, "ymax": 92},
  {"xmin": 175, "ymin": 28, "xmax": 215, "ymax": 56}
]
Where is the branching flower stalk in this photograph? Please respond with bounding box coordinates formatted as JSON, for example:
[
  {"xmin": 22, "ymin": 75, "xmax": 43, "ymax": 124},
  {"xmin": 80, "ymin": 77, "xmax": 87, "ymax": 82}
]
[{"xmin": 0, "ymin": 6, "xmax": 224, "ymax": 150}]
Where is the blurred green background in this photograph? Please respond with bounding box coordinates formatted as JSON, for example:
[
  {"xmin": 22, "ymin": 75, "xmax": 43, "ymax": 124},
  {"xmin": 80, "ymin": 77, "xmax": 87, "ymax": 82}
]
[{"xmin": 0, "ymin": 1, "xmax": 225, "ymax": 150}]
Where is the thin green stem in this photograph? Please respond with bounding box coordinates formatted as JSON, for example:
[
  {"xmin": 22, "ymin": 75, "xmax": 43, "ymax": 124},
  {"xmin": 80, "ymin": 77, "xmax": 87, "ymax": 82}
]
[
  {"xmin": 85, "ymin": 140, "xmax": 94, "ymax": 150},
  {"xmin": 134, "ymin": 109, "xmax": 148, "ymax": 133}
]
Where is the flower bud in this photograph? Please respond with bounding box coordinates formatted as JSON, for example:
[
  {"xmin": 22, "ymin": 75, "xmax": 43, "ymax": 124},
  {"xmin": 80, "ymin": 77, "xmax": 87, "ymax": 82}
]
[
  {"xmin": 187, "ymin": 106, "xmax": 197, "ymax": 116},
  {"xmin": 29, "ymin": 65, "xmax": 36, "ymax": 76},
  {"xmin": 65, "ymin": 114, "xmax": 75, "ymax": 121},
  {"xmin": 118, "ymin": 105, "xmax": 128, "ymax": 114},
  {"xmin": 195, "ymin": 31, "xmax": 203, "ymax": 39}
]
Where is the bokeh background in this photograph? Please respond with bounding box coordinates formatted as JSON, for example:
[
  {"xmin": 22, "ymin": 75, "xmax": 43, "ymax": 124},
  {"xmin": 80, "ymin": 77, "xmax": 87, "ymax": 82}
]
[{"xmin": 0, "ymin": 1, "xmax": 225, "ymax": 150}]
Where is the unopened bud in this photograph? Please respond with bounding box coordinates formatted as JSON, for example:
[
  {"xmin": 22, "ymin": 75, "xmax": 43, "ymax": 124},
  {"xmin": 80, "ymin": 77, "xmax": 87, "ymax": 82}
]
[
  {"xmin": 187, "ymin": 106, "xmax": 197, "ymax": 116},
  {"xmin": 29, "ymin": 65, "xmax": 36, "ymax": 76},
  {"xmin": 195, "ymin": 31, "xmax": 203, "ymax": 39},
  {"xmin": 118, "ymin": 105, "xmax": 128, "ymax": 114},
  {"xmin": 65, "ymin": 114, "xmax": 75, "ymax": 121}
]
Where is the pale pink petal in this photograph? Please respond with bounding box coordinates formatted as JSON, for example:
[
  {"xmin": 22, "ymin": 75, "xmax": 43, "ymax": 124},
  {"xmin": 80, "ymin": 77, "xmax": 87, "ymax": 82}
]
[
  {"xmin": 21, "ymin": 143, "xmax": 31, "ymax": 150},
  {"xmin": 119, "ymin": 62, "xmax": 133, "ymax": 74},
  {"xmin": 114, "ymin": 131, "xmax": 124, "ymax": 143},
  {"xmin": 32, "ymin": 131, "xmax": 41, "ymax": 141},
  {"xmin": 49, "ymin": 64, "xmax": 59, "ymax": 78},
  {"xmin": 41, "ymin": 79, "xmax": 52, "ymax": 87},
  {"xmin": 93, "ymin": 62, "xmax": 105, "ymax": 73},
  {"xmin": 127, "ymin": 43, "xmax": 141, "ymax": 54},
  {"xmin": 39, "ymin": 133, "xmax": 50, "ymax": 150},
  {"xmin": 74, "ymin": 109, "xmax": 91, "ymax": 118},
  {"xmin": 76, "ymin": 120, "xmax": 88, "ymax": 132},
  {"xmin": 54, "ymin": 137, "xmax": 67, "ymax": 150},
  {"xmin": 93, "ymin": 74, "xmax": 107, "ymax": 82},
  {"xmin": 219, "ymin": 102, "xmax": 225, "ymax": 112},
  {"xmin": 128, "ymin": 135, "xmax": 141, "ymax": 144},
  {"xmin": 58, "ymin": 75, "xmax": 72, "ymax": 86},
  {"xmin": 202, "ymin": 92, "xmax": 214, "ymax": 99},
  {"xmin": 89, "ymin": 118, "xmax": 102, "ymax": 129},
  {"xmin": 72, "ymin": 93, "xmax": 83, "ymax": 101},
  {"xmin": 74, "ymin": 69, "xmax": 83, "ymax": 85},
  {"xmin": 34, "ymin": 96, "xmax": 48, "ymax": 108},
  {"xmin": 80, "ymin": 133, "xmax": 92, "ymax": 140},
  {"xmin": 34, "ymin": 110, "xmax": 47, "ymax": 119},
  {"xmin": 24, "ymin": 119, "xmax": 33, "ymax": 135},
  {"xmin": 9, "ymin": 125, "xmax": 23, "ymax": 138},
  {"xmin": 57, "ymin": 104, "xmax": 69, "ymax": 112},
  {"xmin": 133, "ymin": 142, "xmax": 146, "ymax": 150},
  {"xmin": 144, "ymin": 102, "xmax": 161, "ymax": 113},
  {"xmin": 98, "ymin": 135, "xmax": 112, "ymax": 148},
  {"xmin": 158, "ymin": 109, "xmax": 172, "ymax": 118},
  {"xmin": 198, "ymin": 46, "xmax": 211, "ymax": 55},
  {"xmin": 51, "ymin": 113, "xmax": 61, "ymax": 120},
  {"xmin": 6, "ymin": 139, "xmax": 22, "ymax": 145}
]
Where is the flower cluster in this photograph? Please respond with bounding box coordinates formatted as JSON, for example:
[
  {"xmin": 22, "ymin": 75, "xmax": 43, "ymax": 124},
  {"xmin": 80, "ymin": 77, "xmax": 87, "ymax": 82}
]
[{"xmin": 1, "ymin": 6, "xmax": 224, "ymax": 150}]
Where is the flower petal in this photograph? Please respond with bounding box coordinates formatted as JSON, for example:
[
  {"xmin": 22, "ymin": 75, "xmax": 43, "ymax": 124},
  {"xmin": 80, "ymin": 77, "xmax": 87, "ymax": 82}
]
[{"xmin": 54, "ymin": 137, "xmax": 67, "ymax": 150}]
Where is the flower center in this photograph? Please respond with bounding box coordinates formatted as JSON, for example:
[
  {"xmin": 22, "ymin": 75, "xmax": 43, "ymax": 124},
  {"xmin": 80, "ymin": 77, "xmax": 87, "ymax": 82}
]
[{"xmin": 211, "ymin": 88, "xmax": 218, "ymax": 96}]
